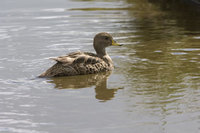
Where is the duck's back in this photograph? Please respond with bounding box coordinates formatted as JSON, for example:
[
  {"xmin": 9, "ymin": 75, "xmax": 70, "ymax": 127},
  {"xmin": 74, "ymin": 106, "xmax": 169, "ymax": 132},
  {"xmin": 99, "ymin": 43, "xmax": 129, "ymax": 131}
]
[{"xmin": 39, "ymin": 51, "xmax": 113, "ymax": 77}]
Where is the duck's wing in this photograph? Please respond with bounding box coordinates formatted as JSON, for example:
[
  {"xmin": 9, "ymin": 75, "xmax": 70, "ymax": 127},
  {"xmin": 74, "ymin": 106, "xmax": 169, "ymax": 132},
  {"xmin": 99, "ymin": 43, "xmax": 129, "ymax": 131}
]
[
  {"xmin": 69, "ymin": 52, "xmax": 109, "ymax": 75},
  {"xmin": 49, "ymin": 51, "xmax": 103, "ymax": 65},
  {"xmin": 72, "ymin": 52, "xmax": 102, "ymax": 65},
  {"xmin": 49, "ymin": 51, "xmax": 83, "ymax": 64}
]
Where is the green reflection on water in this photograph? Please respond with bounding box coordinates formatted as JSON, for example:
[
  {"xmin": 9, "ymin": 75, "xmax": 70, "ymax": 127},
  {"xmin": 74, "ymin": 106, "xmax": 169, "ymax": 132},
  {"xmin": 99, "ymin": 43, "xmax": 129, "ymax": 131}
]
[
  {"xmin": 122, "ymin": 0, "xmax": 200, "ymax": 80},
  {"xmin": 115, "ymin": 0, "xmax": 200, "ymax": 112}
]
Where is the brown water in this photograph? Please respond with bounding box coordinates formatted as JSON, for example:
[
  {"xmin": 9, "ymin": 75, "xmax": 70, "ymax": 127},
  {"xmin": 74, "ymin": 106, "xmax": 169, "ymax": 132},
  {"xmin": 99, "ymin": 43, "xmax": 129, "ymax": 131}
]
[{"xmin": 0, "ymin": 0, "xmax": 200, "ymax": 133}]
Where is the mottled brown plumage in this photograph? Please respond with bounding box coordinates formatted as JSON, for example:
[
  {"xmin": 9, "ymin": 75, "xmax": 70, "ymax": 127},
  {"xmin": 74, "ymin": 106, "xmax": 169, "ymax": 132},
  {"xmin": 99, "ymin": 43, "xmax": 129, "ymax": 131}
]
[{"xmin": 39, "ymin": 32, "xmax": 121, "ymax": 77}]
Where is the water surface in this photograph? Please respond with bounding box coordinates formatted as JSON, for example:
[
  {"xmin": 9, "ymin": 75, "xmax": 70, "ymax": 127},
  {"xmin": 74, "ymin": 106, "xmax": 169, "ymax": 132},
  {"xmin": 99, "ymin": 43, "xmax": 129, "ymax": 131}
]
[{"xmin": 0, "ymin": 0, "xmax": 200, "ymax": 133}]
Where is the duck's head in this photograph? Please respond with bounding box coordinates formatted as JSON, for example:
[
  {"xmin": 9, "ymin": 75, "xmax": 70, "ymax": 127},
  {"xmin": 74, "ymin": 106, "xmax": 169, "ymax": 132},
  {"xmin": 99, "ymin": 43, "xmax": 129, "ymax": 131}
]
[{"xmin": 93, "ymin": 32, "xmax": 121, "ymax": 56}]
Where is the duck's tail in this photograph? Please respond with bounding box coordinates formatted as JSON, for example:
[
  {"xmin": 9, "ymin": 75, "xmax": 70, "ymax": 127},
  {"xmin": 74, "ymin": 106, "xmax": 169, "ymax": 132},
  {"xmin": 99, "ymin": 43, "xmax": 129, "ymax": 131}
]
[
  {"xmin": 38, "ymin": 72, "xmax": 48, "ymax": 78},
  {"xmin": 38, "ymin": 63, "xmax": 62, "ymax": 78},
  {"xmin": 38, "ymin": 70, "xmax": 54, "ymax": 78}
]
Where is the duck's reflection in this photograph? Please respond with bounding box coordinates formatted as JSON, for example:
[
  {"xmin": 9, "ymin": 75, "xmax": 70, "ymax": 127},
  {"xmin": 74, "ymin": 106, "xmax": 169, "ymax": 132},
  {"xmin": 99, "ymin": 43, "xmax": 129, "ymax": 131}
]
[{"xmin": 48, "ymin": 72, "xmax": 121, "ymax": 101}]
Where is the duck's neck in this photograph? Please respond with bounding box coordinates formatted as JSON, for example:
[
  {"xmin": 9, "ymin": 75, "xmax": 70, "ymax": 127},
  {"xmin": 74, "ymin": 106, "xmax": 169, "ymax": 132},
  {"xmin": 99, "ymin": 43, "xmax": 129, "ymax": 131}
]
[
  {"xmin": 94, "ymin": 44, "xmax": 113, "ymax": 67},
  {"xmin": 94, "ymin": 46, "xmax": 106, "ymax": 58}
]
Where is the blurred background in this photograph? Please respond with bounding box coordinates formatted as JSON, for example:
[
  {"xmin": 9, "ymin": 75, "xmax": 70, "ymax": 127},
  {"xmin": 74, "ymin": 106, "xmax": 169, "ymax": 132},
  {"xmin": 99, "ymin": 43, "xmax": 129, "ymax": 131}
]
[{"xmin": 0, "ymin": 0, "xmax": 200, "ymax": 133}]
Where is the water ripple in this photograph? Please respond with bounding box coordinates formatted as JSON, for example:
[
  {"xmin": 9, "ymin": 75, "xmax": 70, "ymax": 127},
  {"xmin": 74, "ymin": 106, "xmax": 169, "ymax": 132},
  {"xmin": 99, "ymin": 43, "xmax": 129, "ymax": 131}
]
[
  {"xmin": 0, "ymin": 34, "xmax": 10, "ymax": 40},
  {"xmin": 33, "ymin": 15, "xmax": 69, "ymax": 20},
  {"xmin": 172, "ymin": 48, "xmax": 200, "ymax": 51},
  {"xmin": 193, "ymin": 36, "xmax": 200, "ymax": 39},
  {"xmin": 42, "ymin": 8, "xmax": 66, "ymax": 12},
  {"xmin": 171, "ymin": 52, "xmax": 188, "ymax": 55},
  {"xmin": 0, "ymin": 127, "xmax": 47, "ymax": 133},
  {"xmin": 0, "ymin": 92, "xmax": 15, "ymax": 95}
]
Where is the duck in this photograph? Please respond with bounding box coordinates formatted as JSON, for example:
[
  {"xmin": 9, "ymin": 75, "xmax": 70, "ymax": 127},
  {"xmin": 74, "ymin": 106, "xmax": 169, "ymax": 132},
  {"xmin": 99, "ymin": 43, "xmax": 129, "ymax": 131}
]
[{"xmin": 39, "ymin": 32, "xmax": 121, "ymax": 77}]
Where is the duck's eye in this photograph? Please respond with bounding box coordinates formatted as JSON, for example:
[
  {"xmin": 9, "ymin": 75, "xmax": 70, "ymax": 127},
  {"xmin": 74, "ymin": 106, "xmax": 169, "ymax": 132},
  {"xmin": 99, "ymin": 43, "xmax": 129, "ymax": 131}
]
[{"xmin": 105, "ymin": 37, "xmax": 109, "ymax": 40}]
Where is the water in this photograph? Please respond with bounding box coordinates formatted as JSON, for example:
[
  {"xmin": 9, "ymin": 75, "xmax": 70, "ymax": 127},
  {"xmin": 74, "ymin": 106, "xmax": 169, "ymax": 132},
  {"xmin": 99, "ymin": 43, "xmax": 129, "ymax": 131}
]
[{"xmin": 0, "ymin": 0, "xmax": 200, "ymax": 133}]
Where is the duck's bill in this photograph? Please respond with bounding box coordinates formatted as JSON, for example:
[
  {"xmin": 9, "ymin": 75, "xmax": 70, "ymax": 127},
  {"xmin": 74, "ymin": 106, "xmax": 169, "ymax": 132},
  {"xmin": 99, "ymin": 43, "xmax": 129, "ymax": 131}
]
[{"xmin": 112, "ymin": 40, "xmax": 123, "ymax": 46}]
